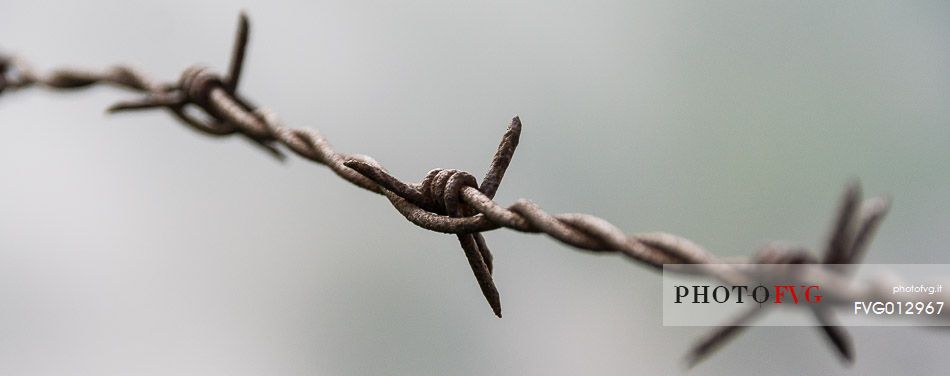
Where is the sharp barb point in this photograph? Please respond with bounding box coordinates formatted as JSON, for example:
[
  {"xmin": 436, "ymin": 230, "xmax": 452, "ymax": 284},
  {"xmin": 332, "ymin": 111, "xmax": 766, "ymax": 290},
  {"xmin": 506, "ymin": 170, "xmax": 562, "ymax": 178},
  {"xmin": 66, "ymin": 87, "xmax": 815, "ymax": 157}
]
[
  {"xmin": 812, "ymin": 310, "xmax": 854, "ymax": 363},
  {"xmin": 685, "ymin": 306, "xmax": 764, "ymax": 368},
  {"xmin": 478, "ymin": 117, "xmax": 522, "ymax": 199},
  {"xmin": 226, "ymin": 11, "xmax": 251, "ymax": 92},
  {"xmin": 824, "ymin": 181, "xmax": 862, "ymax": 265}
]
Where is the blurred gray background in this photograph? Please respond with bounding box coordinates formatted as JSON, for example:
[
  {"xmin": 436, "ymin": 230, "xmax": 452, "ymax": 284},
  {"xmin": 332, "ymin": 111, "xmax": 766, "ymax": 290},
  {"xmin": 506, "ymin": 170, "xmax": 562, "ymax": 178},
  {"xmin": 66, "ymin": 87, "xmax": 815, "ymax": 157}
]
[{"xmin": 1, "ymin": 1, "xmax": 948, "ymax": 375}]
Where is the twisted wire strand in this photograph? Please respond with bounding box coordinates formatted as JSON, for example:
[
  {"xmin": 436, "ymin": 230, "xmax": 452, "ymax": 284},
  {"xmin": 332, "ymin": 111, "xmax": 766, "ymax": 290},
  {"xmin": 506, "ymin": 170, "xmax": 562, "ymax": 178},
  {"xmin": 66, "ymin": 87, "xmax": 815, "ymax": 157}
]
[{"xmin": 1, "ymin": 12, "xmax": 939, "ymax": 368}]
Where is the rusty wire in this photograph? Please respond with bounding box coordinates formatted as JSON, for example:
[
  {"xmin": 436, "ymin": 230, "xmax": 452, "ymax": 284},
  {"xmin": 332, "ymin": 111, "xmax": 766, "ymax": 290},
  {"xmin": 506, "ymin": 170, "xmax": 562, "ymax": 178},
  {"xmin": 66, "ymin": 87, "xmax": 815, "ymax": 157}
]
[{"xmin": 0, "ymin": 12, "xmax": 940, "ymax": 368}]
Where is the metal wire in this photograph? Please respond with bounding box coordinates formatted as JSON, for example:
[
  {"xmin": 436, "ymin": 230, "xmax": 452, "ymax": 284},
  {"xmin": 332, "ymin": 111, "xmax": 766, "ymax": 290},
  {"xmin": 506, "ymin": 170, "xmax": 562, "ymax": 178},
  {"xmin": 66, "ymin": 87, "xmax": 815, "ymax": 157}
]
[{"xmin": 0, "ymin": 12, "xmax": 940, "ymax": 368}]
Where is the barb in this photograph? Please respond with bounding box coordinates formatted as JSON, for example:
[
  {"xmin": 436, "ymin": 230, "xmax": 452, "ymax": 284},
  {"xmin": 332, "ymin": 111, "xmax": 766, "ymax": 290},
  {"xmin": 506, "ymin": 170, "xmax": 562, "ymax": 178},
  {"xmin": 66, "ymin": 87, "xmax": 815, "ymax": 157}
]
[{"xmin": 0, "ymin": 12, "xmax": 938, "ymax": 368}]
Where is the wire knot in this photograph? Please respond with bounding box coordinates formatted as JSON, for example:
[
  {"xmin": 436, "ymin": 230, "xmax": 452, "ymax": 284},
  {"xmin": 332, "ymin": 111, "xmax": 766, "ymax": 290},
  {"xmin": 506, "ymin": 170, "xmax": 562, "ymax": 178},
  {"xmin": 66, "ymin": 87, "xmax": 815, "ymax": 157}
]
[
  {"xmin": 179, "ymin": 65, "xmax": 225, "ymax": 108},
  {"xmin": 418, "ymin": 169, "xmax": 479, "ymax": 217},
  {"xmin": 106, "ymin": 14, "xmax": 287, "ymax": 160},
  {"xmin": 343, "ymin": 117, "xmax": 522, "ymax": 318}
]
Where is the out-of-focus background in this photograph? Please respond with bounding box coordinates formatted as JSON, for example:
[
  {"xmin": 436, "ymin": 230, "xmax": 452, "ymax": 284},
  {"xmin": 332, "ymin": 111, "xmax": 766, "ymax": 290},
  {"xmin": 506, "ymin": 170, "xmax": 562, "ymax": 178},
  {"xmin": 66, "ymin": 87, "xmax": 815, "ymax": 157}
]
[{"xmin": 1, "ymin": 1, "xmax": 948, "ymax": 375}]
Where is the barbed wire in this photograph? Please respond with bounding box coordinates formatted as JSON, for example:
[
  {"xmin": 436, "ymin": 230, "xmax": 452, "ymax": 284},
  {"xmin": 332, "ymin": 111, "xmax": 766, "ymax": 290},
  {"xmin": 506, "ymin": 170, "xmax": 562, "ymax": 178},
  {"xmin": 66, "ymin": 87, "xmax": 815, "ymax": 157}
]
[{"xmin": 0, "ymin": 12, "xmax": 941, "ymax": 368}]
